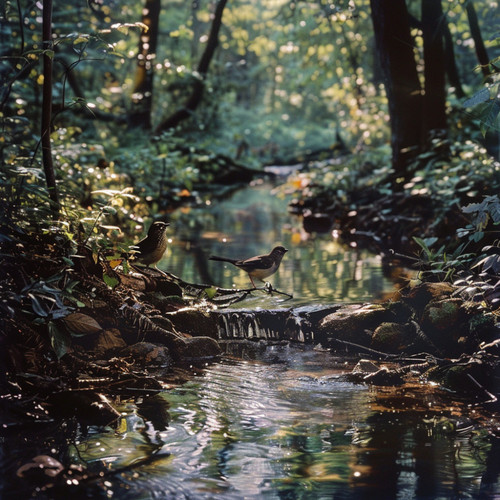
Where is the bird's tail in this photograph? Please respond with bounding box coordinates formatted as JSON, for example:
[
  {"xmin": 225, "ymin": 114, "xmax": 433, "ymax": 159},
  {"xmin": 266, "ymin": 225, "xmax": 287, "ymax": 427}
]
[{"xmin": 209, "ymin": 255, "xmax": 238, "ymax": 264}]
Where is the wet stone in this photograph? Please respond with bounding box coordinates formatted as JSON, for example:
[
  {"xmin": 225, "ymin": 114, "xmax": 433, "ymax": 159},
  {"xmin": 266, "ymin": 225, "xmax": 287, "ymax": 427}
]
[{"xmin": 120, "ymin": 342, "xmax": 172, "ymax": 367}]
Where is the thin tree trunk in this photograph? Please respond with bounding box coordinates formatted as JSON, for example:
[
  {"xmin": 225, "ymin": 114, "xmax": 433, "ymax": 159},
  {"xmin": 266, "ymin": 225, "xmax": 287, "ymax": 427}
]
[
  {"xmin": 443, "ymin": 21, "xmax": 465, "ymax": 99},
  {"xmin": 465, "ymin": 0, "xmax": 491, "ymax": 77},
  {"xmin": 155, "ymin": 0, "xmax": 228, "ymax": 134},
  {"xmin": 41, "ymin": 0, "xmax": 59, "ymax": 212},
  {"xmin": 370, "ymin": 0, "xmax": 422, "ymax": 184},
  {"xmin": 422, "ymin": 0, "xmax": 447, "ymax": 135}
]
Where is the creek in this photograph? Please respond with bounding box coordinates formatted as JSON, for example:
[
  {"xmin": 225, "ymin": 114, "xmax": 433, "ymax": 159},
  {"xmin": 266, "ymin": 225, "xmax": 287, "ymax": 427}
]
[
  {"xmin": 165, "ymin": 173, "xmax": 407, "ymax": 307},
  {"xmin": 65, "ymin": 345, "xmax": 498, "ymax": 499},
  {"xmin": 3, "ymin": 175, "xmax": 499, "ymax": 498}
]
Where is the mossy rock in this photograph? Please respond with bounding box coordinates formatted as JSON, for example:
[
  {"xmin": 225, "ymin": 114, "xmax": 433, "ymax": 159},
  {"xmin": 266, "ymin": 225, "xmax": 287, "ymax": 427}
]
[
  {"xmin": 420, "ymin": 298, "xmax": 468, "ymax": 354},
  {"xmin": 402, "ymin": 282, "xmax": 455, "ymax": 315},
  {"xmin": 425, "ymin": 362, "xmax": 492, "ymax": 393},
  {"xmin": 371, "ymin": 322, "xmax": 415, "ymax": 354},
  {"xmin": 317, "ymin": 303, "xmax": 393, "ymax": 347}
]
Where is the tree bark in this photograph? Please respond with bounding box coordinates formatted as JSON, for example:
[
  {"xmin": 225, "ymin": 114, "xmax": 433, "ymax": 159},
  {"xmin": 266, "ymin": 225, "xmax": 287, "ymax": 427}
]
[
  {"xmin": 41, "ymin": 0, "xmax": 59, "ymax": 212},
  {"xmin": 443, "ymin": 21, "xmax": 465, "ymax": 99},
  {"xmin": 369, "ymin": 0, "xmax": 422, "ymax": 184},
  {"xmin": 154, "ymin": 0, "xmax": 228, "ymax": 134},
  {"xmin": 465, "ymin": 0, "xmax": 491, "ymax": 77},
  {"xmin": 129, "ymin": 0, "xmax": 161, "ymax": 129},
  {"xmin": 422, "ymin": 0, "xmax": 447, "ymax": 136}
]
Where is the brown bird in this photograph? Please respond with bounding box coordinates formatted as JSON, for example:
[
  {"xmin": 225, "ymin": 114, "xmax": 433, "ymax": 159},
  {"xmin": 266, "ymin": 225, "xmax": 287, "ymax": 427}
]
[
  {"xmin": 131, "ymin": 221, "xmax": 170, "ymax": 268},
  {"xmin": 209, "ymin": 245, "xmax": 288, "ymax": 288}
]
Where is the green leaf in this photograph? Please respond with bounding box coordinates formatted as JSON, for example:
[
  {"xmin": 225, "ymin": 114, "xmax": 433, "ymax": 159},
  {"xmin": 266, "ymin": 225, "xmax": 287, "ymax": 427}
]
[
  {"xmin": 413, "ymin": 237, "xmax": 437, "ymax": 260},
  {"xmin": 103, "ymin": 273, "xmax": 119, "ymax": 289},
  {"xmin": 204, "ymin": 286, "xmax": 218, "ymax": 300},
  {"xmin": 73, "ymin": 36, "xmax": 88, "ymax": 45},
  {"xmin": 463, "ymin": 88, "xmax": 490, "ymax": 107},
  {"xmin": 48, "ymin": 321, "xmax": 72, "ymax": 359}
]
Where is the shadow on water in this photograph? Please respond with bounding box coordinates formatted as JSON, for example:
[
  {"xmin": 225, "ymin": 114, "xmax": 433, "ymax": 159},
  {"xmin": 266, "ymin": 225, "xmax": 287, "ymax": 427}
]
[
  {"xmin": 5, "ymin": 179, "xmax": 499, "ymax": 499},
  {"xmin": 160, "ymin": 176, "xmax": 411, "ymax": 306},
  {"xmin": 11, "ymin": 345, "xmax": 495, "ymax": 499}
]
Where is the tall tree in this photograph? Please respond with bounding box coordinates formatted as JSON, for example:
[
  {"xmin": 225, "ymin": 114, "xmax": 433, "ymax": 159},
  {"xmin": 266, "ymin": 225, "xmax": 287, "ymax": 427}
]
[
  {"xmin": 369, "ymin": 0, "xmax": 422, "ymax": 183},
  {"xmin": 155, "ymin": 0, "xmax": 228, "ymax": 134},
  {"xmin": 422, "ymin": 0, "xmax": 447, "ymax": 135}
]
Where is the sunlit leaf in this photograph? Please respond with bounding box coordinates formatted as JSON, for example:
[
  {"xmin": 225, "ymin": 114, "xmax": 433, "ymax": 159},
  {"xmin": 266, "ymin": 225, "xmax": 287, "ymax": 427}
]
[
  {"xmin": 204, "ymin": 286, "xmax": 218, "ymax": 299},
  {"xmin": 103, "ymin": 274, "xmax": 119, "ymax": 289}
]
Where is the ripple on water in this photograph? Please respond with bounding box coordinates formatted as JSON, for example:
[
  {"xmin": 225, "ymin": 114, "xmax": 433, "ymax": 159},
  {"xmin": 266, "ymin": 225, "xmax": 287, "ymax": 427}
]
[{"xmin": 56, "ymin": 347, "xmax": 499, "ymax": 499}]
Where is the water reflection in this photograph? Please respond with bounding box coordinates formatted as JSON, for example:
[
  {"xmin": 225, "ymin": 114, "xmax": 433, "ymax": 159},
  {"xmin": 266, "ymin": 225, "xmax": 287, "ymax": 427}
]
[
  {"xmin": 58, "ymin": 347, "xmax": 499, "ymax": 499},
  {"xmin": 161, "ymin": 178, "xmax": 407, "ymax": 305}
]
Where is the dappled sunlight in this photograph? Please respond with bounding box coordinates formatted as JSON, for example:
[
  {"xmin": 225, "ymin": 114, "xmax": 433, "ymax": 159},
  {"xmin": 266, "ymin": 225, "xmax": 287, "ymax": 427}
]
[
  {"xmin": 61, "ymin": 349, "xmax": 496, "ymax": 498},
  {"xmin": 163, "ymin": 180, "xmax": 402, "ymax": 305}
]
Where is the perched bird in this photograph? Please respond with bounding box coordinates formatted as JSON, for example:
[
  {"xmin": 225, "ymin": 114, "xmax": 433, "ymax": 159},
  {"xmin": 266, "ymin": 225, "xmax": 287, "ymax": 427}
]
[
  {"xmin": 131, "ymin": 221, "xmax": 170, "ymax": 268},
  {"xmin": 209, "ymin": 245, "xmax": 288, "ymax": 288}
]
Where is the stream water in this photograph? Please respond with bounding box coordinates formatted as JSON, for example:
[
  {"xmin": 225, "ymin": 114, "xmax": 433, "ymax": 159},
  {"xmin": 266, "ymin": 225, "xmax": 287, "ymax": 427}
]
[
  {"xmin": 11, "ymin": 345, "xmax": 497, "ymax": 499},
  {"xmin": 3, "ymin": 177, "xmax": 499, "ymax": 498},
  {"xmin": 164, "ymin": 175, "xmax": 408, "ymax": 306}
]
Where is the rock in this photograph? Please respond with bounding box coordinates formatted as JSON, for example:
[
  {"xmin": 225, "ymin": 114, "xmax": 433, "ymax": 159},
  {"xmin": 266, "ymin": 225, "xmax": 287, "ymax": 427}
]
[
  {"xmin": 402, "ymin": 281, "xmax": 455, "ymax": 315},
  {"xmin": 364, "ymin": 366, "xmax": 404, "ymax": 386},
  {"xmin": 421, "ymin": 298, "xmax": 469, "ymax": 354},
  {"xmin": 371, "ymin": 322, "xmax": 416, "ymax": 354},
  {"xmin": 425, "ymin": 360, "xmax": 493, "ymax": 394},
  {"xmin": 167, "ymin": 309, "xmax": 219, "ymax": 338},
  {"xmin": 145, "ymin": 290, "xmax": 186, "ymax": 311},
  {"xmin": 352, "ymin": 359, "xmax": 380, "ymax": 374},
  {"xmin": 46, "ymin": 390, "xmax": 120, "ymax": 425},
  {"xmin": 467, "ymin": 310, "xmax": 498, "ymax": 345},
  {"xmin": 317, "ymin": 303, "xmax": 393, "ymax": 347},
  {"xmin": 179, "ymin": 336, "xmax": 222, "ymax": 362},
  {"xmin": 120, "ymin": 342, "xmax": 172, "ymax": 367}
]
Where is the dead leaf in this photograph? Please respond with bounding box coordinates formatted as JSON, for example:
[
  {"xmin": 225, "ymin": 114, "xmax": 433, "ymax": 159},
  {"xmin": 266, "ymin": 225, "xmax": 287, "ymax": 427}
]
[
  {"xmin": 94, "ymin": 328, "xmax": 127, "ymax": 353},
  {"xmin": 64, "ymin": 312, "xmax": 102, "ymax": 336}
]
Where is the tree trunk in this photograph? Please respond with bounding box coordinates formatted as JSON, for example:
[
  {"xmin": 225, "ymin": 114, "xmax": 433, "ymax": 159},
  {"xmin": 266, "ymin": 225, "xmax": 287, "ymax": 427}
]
[
  {"xmin": 129, "ymin": 0, "xmax": 161, "ymax": 129},
  {"xmin": 443, "ymin": 21, "xmax": 465, "ymax": 99},
  {"xmin": 465, "ymin": 0, "xmax": 491, "ymax": 77},
  {"xmin": 155, "ymin": 0, "xmax": 228, "ymax": 134},
  {"xmin": 369, "ymin": 0, "xmax": 422, "ymax": 184},
  {"xmin": 41, "ymin": 0, "xmax": 59, "ymax": 212},
  {"xmin": 422, "ymin": 0, "xmax": 447, "ymax": 136}
]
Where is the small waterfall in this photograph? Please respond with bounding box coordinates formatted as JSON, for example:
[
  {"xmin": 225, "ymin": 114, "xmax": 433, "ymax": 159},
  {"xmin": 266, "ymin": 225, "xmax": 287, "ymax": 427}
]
[{"xmin": 212, "ymin": 305, "xmax": 339, "ymax": 343}]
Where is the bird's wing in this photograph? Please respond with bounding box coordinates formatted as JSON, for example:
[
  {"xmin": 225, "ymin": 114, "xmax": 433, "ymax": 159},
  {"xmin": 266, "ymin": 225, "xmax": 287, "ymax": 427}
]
[{"xmin": 238, "ymin": 255, "xmax": 273, "ymax": 271}]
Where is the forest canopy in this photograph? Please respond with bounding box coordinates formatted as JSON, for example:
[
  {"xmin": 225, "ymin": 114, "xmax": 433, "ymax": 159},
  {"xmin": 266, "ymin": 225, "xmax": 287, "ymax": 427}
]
[{"xmin": 0, "ymin": 0, "xmax": 499, "ymax": 234}]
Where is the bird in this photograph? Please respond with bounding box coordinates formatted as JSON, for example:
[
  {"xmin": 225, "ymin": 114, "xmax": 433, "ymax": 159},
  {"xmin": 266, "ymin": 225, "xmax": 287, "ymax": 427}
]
[
  {"xmin": 131, "ymin": 221, "xmax": 170, "ymax": 269},
  {"xmin": 209, "ymin": 245, "xmax": 288, "ymax": 288}
]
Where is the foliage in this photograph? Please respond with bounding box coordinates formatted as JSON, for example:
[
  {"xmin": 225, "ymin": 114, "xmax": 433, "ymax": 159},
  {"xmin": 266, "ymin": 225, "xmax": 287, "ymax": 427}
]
[
  {"xmin": 462, "ymin": 36, "xmax": 500, "ymax": 136},
  {"xmin": 1, "ymin": 0, "xmax": 500, "ymax": 358}
]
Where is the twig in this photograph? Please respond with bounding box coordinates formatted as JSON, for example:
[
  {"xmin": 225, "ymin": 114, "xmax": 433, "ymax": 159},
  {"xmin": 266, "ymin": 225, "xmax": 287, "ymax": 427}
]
[
  {"xmin": 262, "ymin": 282, "xmax": 293, "ymax": 299},
  {"xmin": 467, "ymin": 373, "xmax": 498, "ymax": 403},
  {"xmin": 327, "ymin": 338, "xmax": 392, "ymax": 359}
]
